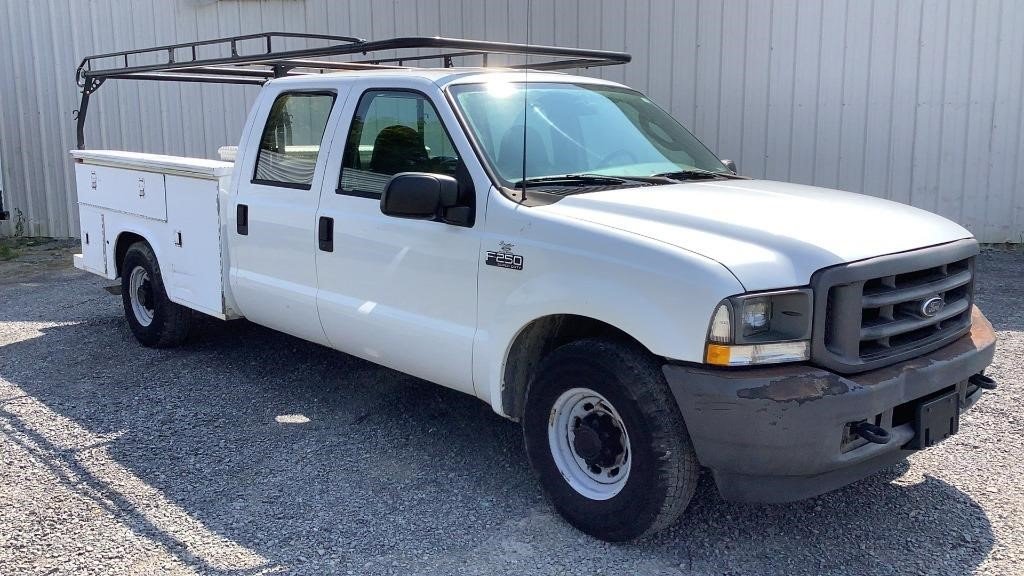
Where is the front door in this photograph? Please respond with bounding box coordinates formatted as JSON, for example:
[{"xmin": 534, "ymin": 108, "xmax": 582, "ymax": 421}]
[
  {"xmin": 230, "ymin": 88, "xmax": 344, "ymax": 345},
  {"xmin": 314, "ymin": 87, "xmax": 480, "ymax": 394}
]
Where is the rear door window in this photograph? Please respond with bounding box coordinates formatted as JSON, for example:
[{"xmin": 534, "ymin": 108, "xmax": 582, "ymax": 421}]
[{"xmin": 253, "ymin": 92, "xmax": 335, "ymax": 189}]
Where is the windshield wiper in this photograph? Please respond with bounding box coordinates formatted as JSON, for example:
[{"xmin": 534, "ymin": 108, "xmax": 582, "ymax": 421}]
[
  {"xmin": 651, "ymin": 168, "xmax": 739, "ymax": 181},
  {"xmin": 513, "ymin": 174, "xmax": 635, "ymax": 188}
]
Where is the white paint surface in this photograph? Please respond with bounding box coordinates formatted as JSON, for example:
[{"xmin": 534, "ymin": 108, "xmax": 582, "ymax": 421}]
[{"xmin": 68, "ymin": 69, "xmax": 979, "ymax": 417}]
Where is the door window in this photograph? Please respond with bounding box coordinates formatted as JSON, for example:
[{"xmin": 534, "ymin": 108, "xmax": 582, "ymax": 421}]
[
  {"xmin": 338, "ymin": 90, "xmax": 460, "ymax": 198},
  {"xmin": 253, "ymin": 92, "xmax": 335, "ymax": 189}
]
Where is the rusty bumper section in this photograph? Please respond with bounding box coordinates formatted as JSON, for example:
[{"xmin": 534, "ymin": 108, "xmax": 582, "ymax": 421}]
[{"xmin": 663, "ymin": 307, "xmax": 996, "ymax": 503}]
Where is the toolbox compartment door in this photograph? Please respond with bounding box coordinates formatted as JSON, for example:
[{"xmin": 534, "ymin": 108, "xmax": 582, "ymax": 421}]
[
  {"xmin": 78, "ymin": 204, "xmax": 107, "ymax": 275},
  {"xmin": 162, "ymin": 174, "xmax": 226, "ymax": 318},
  {"xmin": 76, "ymin": 164, "xmax": 167, "ymax": 221}
]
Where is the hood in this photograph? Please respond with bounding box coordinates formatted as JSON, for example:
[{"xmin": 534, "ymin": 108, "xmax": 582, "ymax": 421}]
[{"xmin": 537, "ymin": 179, "xmax": 973, "ymax": 291}]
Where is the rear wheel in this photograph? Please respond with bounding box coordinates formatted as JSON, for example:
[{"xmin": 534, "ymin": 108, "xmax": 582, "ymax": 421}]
[
  {"xmin": 523, "ymin": 338, "xmax": 699, "ymax": 541},
  {"xmin": 120, "ymin": 242, "xmax": 191, "ymax": 347}
]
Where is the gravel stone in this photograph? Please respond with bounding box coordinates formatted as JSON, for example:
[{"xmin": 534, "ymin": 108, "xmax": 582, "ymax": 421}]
[{"xmin": 0, "ymin": 242, "xmax": 1021, "ymax": 575}]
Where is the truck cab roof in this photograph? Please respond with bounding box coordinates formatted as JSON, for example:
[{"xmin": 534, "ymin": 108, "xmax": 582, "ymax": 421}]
[{"xmin": 265, "ymin": 68, "xmax": 627, "ymax": 91}]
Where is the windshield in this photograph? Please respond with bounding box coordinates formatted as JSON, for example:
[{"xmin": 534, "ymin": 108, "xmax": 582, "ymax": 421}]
[{"xmin": 448, "ymin": 82, "xmax": 731, "ymax": 186}]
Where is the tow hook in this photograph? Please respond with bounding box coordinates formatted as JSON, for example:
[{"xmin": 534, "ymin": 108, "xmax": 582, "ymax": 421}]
[
  {"xmin": 851, "ymin": 421, "xmax": 891, "ymax": 445},
  {"xmin": 969, "ymin": 373, "xmax": 997, "ymax": 390}
]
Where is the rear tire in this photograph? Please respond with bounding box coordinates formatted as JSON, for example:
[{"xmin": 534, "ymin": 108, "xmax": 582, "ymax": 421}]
[
  {"xmin": 522, "ymin": 338, "xmax": 699, "ymax": 541},
  {"xmin": 120, "ymin": 241, "xmax": 191, "ymax": 348}
]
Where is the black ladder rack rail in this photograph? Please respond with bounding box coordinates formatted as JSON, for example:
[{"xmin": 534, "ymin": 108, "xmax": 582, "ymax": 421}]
[{"xmin": 74, "ymin": 32, "xmax": 632, "ymax": 149}]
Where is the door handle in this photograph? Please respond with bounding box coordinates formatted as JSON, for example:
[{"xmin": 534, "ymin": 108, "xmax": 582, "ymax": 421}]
[
  {"xmin": 237, "ymin": 204, "xmax": 248, "ymax": 235},
  {"xmin": 318, "ymin": 216, "xmax": 334, "ymax": 252}
]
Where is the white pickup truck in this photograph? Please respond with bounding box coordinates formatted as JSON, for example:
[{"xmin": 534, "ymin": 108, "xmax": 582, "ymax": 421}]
[{"xmin": 70, "ymin": 34, "xmax": 996, "ymax": 541}]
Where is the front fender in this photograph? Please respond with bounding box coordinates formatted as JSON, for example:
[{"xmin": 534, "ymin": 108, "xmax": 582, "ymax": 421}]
[{"xmin": 473, "ymin": 195, "xmax": 744, "ymax": 414}]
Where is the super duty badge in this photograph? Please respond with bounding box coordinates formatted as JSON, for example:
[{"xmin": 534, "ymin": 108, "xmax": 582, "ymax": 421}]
[{"xmin": 486, "ymin": 241, "xmax": 524, "ymax": 271}]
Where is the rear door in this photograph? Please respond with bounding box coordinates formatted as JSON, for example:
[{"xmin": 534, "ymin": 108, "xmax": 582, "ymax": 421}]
[
  {"xmin": 313, "ymin": 83, "xmax": 482, "ymax": 394},
  {"xmin": 229, "ymin": 86, "xmax": 347, "ymax": 344}
]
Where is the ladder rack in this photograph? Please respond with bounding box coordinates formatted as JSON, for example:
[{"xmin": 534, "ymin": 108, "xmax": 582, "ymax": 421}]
[{"xmin": 74, "ymin": 32, "xmax": 632, "ymax": 149}]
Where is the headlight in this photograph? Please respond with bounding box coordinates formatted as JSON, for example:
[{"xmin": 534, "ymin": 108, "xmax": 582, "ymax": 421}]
[
  {"xmin": 739, "ymin": 297, "xmax": 770, "ymax": 337},
  {"xmin": 704, "ymin": 289, "xmax": 812, "ymax": 366}
]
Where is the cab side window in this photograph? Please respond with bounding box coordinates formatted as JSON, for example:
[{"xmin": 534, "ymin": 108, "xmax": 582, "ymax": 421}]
[
  {"xmin": 253, "ymin": 92, "xmax": 335, "ymax": 189},
  {"xmin": 338, "ymin": 90, "xmax": 460, "ymax": 198}
]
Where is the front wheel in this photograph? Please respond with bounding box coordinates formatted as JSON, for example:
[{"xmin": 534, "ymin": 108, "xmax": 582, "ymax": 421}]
[
  {"xmin": 120, "ymin": 242, "xmax": 191, "ymax": 347},
  {"xmin": 523, "ymin": 339, "xmax": 699, "ymax": 541}
]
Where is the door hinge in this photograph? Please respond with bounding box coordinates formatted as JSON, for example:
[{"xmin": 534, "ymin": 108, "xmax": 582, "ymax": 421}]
[{"xmin": 138, "ymin": 178, "xmax": 146, "ymax": 197}]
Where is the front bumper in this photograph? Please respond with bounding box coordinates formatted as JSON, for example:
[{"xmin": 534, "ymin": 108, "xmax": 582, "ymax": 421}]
[{"xmin": 664, "ymin": 306, "xmax": 997, "ymax": 503}]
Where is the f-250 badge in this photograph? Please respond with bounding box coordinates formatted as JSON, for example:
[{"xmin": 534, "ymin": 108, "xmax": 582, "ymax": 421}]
[{"xmin": 486, "ymin": 241, "xmax": 524, "ymax": 271}]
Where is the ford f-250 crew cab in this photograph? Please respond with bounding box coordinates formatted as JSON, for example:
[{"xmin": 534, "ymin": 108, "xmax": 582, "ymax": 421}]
[{"xmin": 69, "ymin": 34, "xmax": 997, "ymax": 541}]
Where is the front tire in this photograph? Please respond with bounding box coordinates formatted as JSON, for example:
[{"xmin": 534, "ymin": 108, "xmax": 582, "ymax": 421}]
[
  {"xmin": 523, "ymin": 339, "xmax": 699, "ymax": 541},
  {"xmin": 120, "ymin": 242, "xmax": 191, "ymax": 347}
]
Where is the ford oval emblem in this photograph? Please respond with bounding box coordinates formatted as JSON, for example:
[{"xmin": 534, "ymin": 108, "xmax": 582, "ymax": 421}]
[{"xmin": 921, "ymin": 296, "xmax": 945, "ymax": 317}]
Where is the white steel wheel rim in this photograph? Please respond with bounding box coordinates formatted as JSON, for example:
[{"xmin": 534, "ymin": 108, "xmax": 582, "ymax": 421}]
[
  {"xmin": 128, "ymin": 266, "xmax": 155, "ymax": 327},
  {"xmin": 547, "ymin": 387, "xmax": 631, "ymax": 501}
]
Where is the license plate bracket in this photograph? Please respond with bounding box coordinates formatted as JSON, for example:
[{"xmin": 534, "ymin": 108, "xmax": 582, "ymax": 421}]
[{"xmin": 907, "ymin": 389, "xmax": 960, "ymax": 450}]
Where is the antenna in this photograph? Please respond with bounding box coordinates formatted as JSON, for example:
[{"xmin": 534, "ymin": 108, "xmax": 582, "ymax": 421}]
[{"xmin": 520, "ymin": 0, "xmax": 531, "ymax": 203}]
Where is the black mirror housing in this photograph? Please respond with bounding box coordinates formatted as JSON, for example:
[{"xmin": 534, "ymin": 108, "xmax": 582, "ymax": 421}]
[
  {"xmin": 381, "ymin": 173, "xmax": 460, "ymax": 221},
  {"xmin": 722, "ymin": 159, "xmax": 738, "ymax": 174},
  {"xmin": 380, "ymin": 172, "xmax": 473, "ymax": 227}
]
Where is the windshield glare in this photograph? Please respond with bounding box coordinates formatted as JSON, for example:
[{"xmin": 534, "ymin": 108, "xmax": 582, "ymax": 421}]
[{"xmin": 448, "ymin": 82, "xmax": 730, "ymax": 185}]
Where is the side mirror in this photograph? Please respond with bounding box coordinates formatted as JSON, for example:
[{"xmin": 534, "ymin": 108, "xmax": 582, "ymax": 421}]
[
  {"xmin": 381, "ymin": 172, "xmax": 470, "ymax": 225},
  {"xmin": 722, "ymin": 159, "xmax": 738, "ymax": 174}
]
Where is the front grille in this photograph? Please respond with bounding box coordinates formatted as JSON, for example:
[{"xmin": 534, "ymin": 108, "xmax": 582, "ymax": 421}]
[
  {"xmin": 858, "ymin": 258, "xmax": 973, "ymax": 357},
  {"xmin": 811, "ymin": 240, "xmax": 979, "ymax": 373}
]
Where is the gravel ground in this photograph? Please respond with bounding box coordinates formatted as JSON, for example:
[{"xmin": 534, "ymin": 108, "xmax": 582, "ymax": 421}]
[{"xmin": 0, "ymin": 242, "xmax": 1021, "ymax": 576}]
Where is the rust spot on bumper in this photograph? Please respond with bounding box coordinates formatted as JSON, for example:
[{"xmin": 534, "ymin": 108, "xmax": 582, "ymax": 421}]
[{"xmin": 737, "ymin": 374, "xmax": 850, "ymax": 404}]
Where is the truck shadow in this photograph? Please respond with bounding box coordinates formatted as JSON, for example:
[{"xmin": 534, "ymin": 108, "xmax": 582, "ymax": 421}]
[{"xmin": 0, "ymin": 313, "xmax": 998, "ymax": 575}]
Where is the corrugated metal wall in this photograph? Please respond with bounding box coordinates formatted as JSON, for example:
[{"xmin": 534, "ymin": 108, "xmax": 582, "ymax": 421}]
[{"xmin": 0, "ymin": 0, "xmax": 1022, "ymax": 242}]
